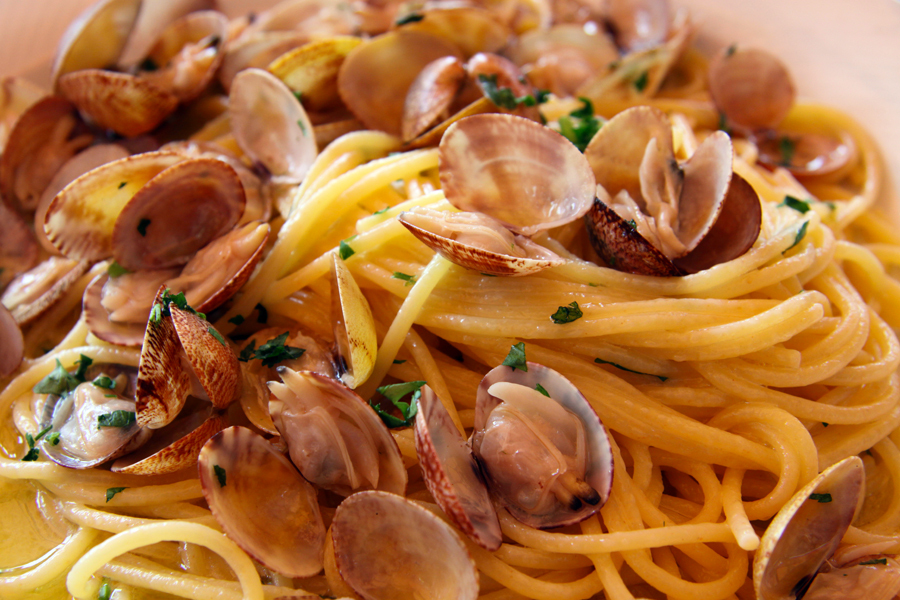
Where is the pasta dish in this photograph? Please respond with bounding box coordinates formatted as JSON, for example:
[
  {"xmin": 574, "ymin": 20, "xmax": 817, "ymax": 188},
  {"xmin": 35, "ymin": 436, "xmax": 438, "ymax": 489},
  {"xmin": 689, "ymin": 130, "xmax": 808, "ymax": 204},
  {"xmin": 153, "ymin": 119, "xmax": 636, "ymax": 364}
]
[{"xmin": 1, "ymin": 0, "xmax": 900, "ymax": 598}]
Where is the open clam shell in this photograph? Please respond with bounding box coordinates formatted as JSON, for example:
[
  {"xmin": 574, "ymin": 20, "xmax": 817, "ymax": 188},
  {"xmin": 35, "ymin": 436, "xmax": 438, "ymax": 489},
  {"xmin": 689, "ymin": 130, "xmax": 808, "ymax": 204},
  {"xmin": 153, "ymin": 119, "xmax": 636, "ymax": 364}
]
[
  {"xmin": 219, "ymin": 30, "xmax": 308, "ymax": 92},
  {"xmin": 331, "ymin": 254, "xmax": 377, "ymax": 389},
  {"xmin": 337, "ymin": 29, "xmax": 464, "ymax": 137},
  {"xmin": 472, "ymin": 362, "xmax": 614, "ymax": 529},
  {"xmin": 57, "ymin": 69, "xmax": 179, "ymax": 137},
  {"xmin": 755, "ymin": 130, "xmax": 858, "ymax": 181},
  {"xmin": 397, "ymin": 6, "xmax": 512, "ymax": 58},
  {"xmin": 2, "ymin": 257, "xmax": 91, "ymax": 326},
  {"xmin": 439, "ymin": 113, "xmax": 596, "ymax": 236},
  {"xmin": 170, "ymin": 306, "xmax": 240, "ymax": 410},
  {"xmin": 0, "ymin": 304, "xmax": 24, "ymax": 377},
  {"xmin": 267, "ymin": 36, "xmax": 363, "ymax": 112},
  {"xmin": 753, "ymin": 456, "xmax": 865, "ymax": 600},
  {"xmin": 230, "ymin": 68, "xmax": 317, "ymax": 185},
  {"xmin": 604, "ymin": 0, "xmax": 671, "ymax": 52},
  {"xmin": 414, "ymin": 384, "xmax": 502, "ymax": 551},
  {"xmin": 399, "ymin": 207, "xmax": 565, "ymax": 276},
  {"xmin": 110, "ymin": 157, "xmax": 245, "ymax": 270},
  {"xmin": 401, "ymin": 55, "xmax": 467, "ymax": 143},
  {"xmin": 50, "ymin": 0, "xmax": 142, "ymax": 88},
  {"xmin": 331, "ymin": 491, "xmax": 479, "ymax": 600},
  {"xmin": 117, "ymin": 0, "xmax": 218, "ymax": 68},
  {"xmin": 803, "ymin": 554, "xmax": 900, "ymax": 600},
  {"xmin": 82, "ymin": 270, "xmax": 173, "ymax": 347},
  {"xmin": 199, "ymin": 426, "xmax": 326, "ymax": 578},
  {"xmin": 708, "ymin": 46, "xmax": 796, "ymax": 131},
  {"xmin": 269, "ymin": 368, "xmax": 407, "ymax": 496}
]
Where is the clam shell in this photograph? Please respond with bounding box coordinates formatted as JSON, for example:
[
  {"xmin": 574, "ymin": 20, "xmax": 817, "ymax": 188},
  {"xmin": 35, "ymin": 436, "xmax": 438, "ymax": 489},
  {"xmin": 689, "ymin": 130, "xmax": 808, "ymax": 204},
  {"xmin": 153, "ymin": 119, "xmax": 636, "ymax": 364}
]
[
  {"xmin": 113, "ymin": 405, "xmax": 227, "ymax": 474},
  {"xmin": 246, "ymin": 0, "xmax": 359, "ymax": 36},
  {"xmin": 439, "ymin": 113, "xmax": 596, "ymax": 236},
  {"xmin": 403, "ymin": 96, "xmax": 496, "ymax": 150},
  {"xmin": 401, "ymin": 55, "xmax": 467, "ymax": 143},
  {"xmin": 472, "ymin": 362, "xmax": 614, "ymax": 529},
  {"xmin": 117, "ymin": 0, "xmax": 218, "ymax": 68},
  {"xmin": 331, "ymin": 255, "xmax": 377, "ymax": 389},
  {"xmin": 674, "ymin": 130, "xmax": 733, "ymax": 253},
  {"xmin": 57, "ymin": 69, "xmax": 179, "ymax": 137},
  {"xmin": 82, "ymin": 272, "xmax": 153, "ymax": 347},
  {"xmin": 398, "ymin": 207, "xmax": 565, "ymax": 276},
  {"xmin": 1, "ymin": 257, "xmax": 92, "ymax": 326},
  {"xmin": 268, "ymin": 368, "xmax": 407, "ymax": 496},
  {"xmin": 230, "ymin": 68, "xmax": 317, "ymax": 184},
  {"xmin": 753, "ymin": 456, "xmax": 865, "ymax": 600},
  {"xmin": 50, "ymin": 0, "xmax": 142, "ymax": 88},
  {"xmin": 332, "ymin": 491, "xmax": 479, "ymax": 600},
  {"xmin": 0, "ymin": 304, "xmax": 23, "ymax": 377},
  {"xmin": 755, "ymin": 130, "xmax": 857, "ymax": 180},
  {"xmin": 708, "ymin": 46, "xmax": 795, "ymax": 131},
  {"xmin": 198, "ymin": 426, "xmax": 326, "ymax": 578},
  {"xmin": 604, "ymin": 0, "xmax": 671, "ymax": 52},
  {"xmin": 111, "ymin": 157, "xmax": 245, "ymax": 270},
  {"xmin": 219, "ymin": 30, "xmax": 308, "ymax": 92},
  {"xmin": 414, "ymin": 385, "xmax": 502, "ymax": 551},
  {"xmin": 44, "ymin": 151, "xmax": 185, "ymax": 262},
  {"xmin": 170, "ymin": 305, "xmax": 240, "ymax": 410},
  {"xmin": 0, "ymin": 200, "xmax": 41, "ymax": 289},
  {"xmin": 267, "ymin": 36, "xmax": 363, "ymax": 112},
  {"xmin": 0, "ymin": 96, "xmax": 91, "ymax": 212},
  {"xmin": 398, "ymin": 6, "xmax": 511, "ymax": 57},
  {"xmin": 337, "ymin": 29, "xmax": 464, "ymax": 136}
]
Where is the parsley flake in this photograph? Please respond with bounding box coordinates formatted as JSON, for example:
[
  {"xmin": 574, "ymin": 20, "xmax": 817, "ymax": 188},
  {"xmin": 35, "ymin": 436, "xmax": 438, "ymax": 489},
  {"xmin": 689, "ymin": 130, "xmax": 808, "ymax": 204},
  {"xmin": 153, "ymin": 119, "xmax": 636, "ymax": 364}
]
[
  {"xmin": 551, "ymin": 301, "xmax": 583, "ymax": 324},
  {"xmin": 293, "ymin": 90, "xmax": 303, "ymax": 102},
  {"xmin": 595, "ymin": 358, "xmax": 668, "ymax": 381},
  {"xmin": 778, "ymin": 136, "xmax": 796, "ymax": 166},
  {"xmin": 339, "ymin": 239, "xmax": 355, "ymax": 260},
  {"xmin": 238, "ymin": 340, "xmax": 256, "ymax": 362},
  {"xmin": 822, "ymin": 422, "xmax": 829, "ymax": 427},
  {"xmin": 92, "ymin": 375, "xmax": 116, "ymax": 390},
  {"xmin": 47, "ymin": 432, "xmax": 60, "ymax": 446},
  {"xmin": 535, "ymin": 383, "xmax": 550, "ymax": 397},
  {"xmin": 21, "ymin": 425, "xmax": 52, "ymax": 461},
  {"xmin": 392, "ymin": 359, "xmax": 407, "ymax": 364},
  {"xmin": 557, "ymin": 97, "xmax": 601, "ymax": 152},
  {"xmin": 98, "ymin": 579, "xmax": 112, "ymax": 600},
  {"xmin": 395, "ymin": 12, "xmax": 424, "ymax": 25},
  {"xmin": 477, "ymin": 73, "xmax": 541, "ymax": 110},
  {"xmin": 214, "ymin": 464, "xmax": 227, "ymax": 487},
  {"xmin": 106, "ymin": 487, "xmax": 127, "ymax": 502},
  {"xmin": 632, "ymin": 70, "xmax": 649, "ymax": 92},
  {"xmin": 785, "ymin": 221, "xmax": 809, "ymax": 252},
  {"xmin": 297, "ymin": 119, "xmax": 307, "ymax": 135},
  {"xmin": 501, "ymin": 342, "xmax": 528, "ymax": 372},
  {"xmin": 242, "ymin": 332, "xmax": 305, "ymax": 367},
  {"xmin": 228, "ymin": 314, "xmax": 245, "ymax": 326},
  {"xmin": 859, "ymin": 558, "xmax": 888, "ymax": 565},
  {"xmin": 98, "ymin": 410, "xmax": 136, "ymax": 429},
  {"xmin": 107, "ymin": 261, "xmax": 129, "ymax": 278},
  {"xmin": 809, "ymin": 493, "xmax": 832, "ymax": 503},
  {"xmin": 117, "ymin": 181, "xmax": 127, "ymax": 189},
  {"xmin": 255, "ymin": 303, "xmax": 269, "ymax": 324},
  {"xmin": 779, "ymin": 195, "xmax": 811, "ymax": 214},
  {"xmin": 371, "ymin": 381, "xmax": 425, "ymax": 428},
  {"xmin": 208, "ymin": 326, "xmax": 227, "ymax": 347},
  {"xmin": 726, "ymin": 44, "xmax": 737, "ymax": 57},
  {"xmin": 717, "ymin": 112, "xmax": 730, "ymax": 134},
  {"xmin": 139, "ymin": 57, "xmax": 158, "ymax": 71},
  {"xmin": 149, "ymin": 289, "xmax": 204, "ymax": 323},
  {"xmin": 392, "ymin": 271, "xmax": 416, "ymax": 286},
  {"xmin": 373, "ymin": 206, "xmax": 391, "ymax": 215},
  {"xmin": 34, "ymin": 356, "xmax": 92, "ymax": 397},
  {"xmin": 137, "ymin": 218, "xmax": 151, "ymax": 236}
]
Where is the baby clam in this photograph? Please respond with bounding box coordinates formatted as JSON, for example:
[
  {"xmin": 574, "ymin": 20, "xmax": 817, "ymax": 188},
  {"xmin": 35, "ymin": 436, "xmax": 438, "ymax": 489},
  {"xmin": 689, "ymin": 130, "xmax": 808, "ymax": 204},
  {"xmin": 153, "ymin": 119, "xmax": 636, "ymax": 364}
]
[
  {"xmin": 803, "ymin": 554, "xmax": 900, "ymax": 600},
  {"xmin": 331, "ymin": 491, "xmax": 479, "ymax": 600},
  {"xmin": 754, "ymin": 129, "xmax": 858, "ymax": 181},
  {"xmin": 268, "ymin": 368, "xmax": 407, "ymax": 496},
  {"xmin": 754, "ymin": 456, "xmax": 865, "ymax": 600},
  {"xmin": 583, "ymin": 106, "xmax": 761, "ymax": 275},
  {"xmin": 398, "ymin": 206, "xmax": 565, "ymax": 276},
  {"xmin": 331, "ymin": 255, "xmax": 377, "ymax": 389},
  {"xmin": 0, "ymin": 304, "xmax": 24, "ymax": 377},
  {"xmin": 199, "ymin": 426, "xmax": 326, "ymax": 578},
  {"xmin": 0, "ymin": 200, "xmax": 40, "ymax": 289},
  {"xmin": 604, "ymin": 0, "xmax": 672, "ymax": 52},
  {"xmin": 394, "ymin": 5, "xmax": 512, "ymax": 58},
  {"xmin": 1, "ymin": 257, "xmax": 91, "ymax": 326},
  {"xmin": 116, "ymin": 0, "xmax": 218, "ymax": 68},
  {"xmin": 439, "ymin": 113, "xmax": 596, "ymax": 236},
  {"xmin": 472, "ymin": 362, "xmax": 614, "ymax": 529}
]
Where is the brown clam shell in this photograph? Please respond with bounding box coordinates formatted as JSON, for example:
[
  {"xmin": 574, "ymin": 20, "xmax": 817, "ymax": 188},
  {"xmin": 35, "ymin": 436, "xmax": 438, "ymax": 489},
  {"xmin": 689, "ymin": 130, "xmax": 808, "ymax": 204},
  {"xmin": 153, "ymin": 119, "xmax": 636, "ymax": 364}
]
[
  {"xmin": 57, "ymin": 69, "xmax": 179, "ymax": 137},
  {"xmin": 604, "ymin": 0, "xmax": 671, "ymax": 52},
  {"xmin": 397, "ymin": 6, "xmax": 512, "ymax": 58},
  {"xmin": 199, "ymin": 426, "xmax": 326, "ymax": 578},
  {"xmin": 439, "ymin": 113, "xmax": 596, "ymax": 236},
  {"xmin": 82, "ymin": 272, "xmax": 150, "ymax": 347},
  {"xmin": 0, "ymin": 200, "xmax": 41, "ymax": 289},
  {"xmin": 331, "ymin": 255, "xmax": 377, "ymax": 389},
  {"xmin": 332, "ymin": 491, "xmax": 479, "ymax": 600},
  {"xmin": 1, "ymin": 257, "xmax": 92, "ymax": 326},
  {"xmin": 267, "ymin": 35, "xmax": 363, "ymax": 112},
  {"xmin": 111, "ymin": 157, "xmax": 245, "ymax": 270},
  {"xmin": 337, "ymin": 29, "xmax": 464, "ymax": 137},
  {"xmin": 755, "ymin": 130, "xmax": 857, "ymax": 180},
  {"xmin": 401, "ymin": 55, "xmax": 467, "ymax": 143},
  {"xmin": 414, "ymin": 384, "xmax": 502, "ymax": 551},
  {"xmin": 117, "ymin": 0, "xmax": 218, "ymax": 68},
  {"xmin": 0, "ymin": 304, "xmax": 23, "ymax": 377},
  {"xmin": 170, "ymin": 306, "xmax": 240, "ymax": 410}
]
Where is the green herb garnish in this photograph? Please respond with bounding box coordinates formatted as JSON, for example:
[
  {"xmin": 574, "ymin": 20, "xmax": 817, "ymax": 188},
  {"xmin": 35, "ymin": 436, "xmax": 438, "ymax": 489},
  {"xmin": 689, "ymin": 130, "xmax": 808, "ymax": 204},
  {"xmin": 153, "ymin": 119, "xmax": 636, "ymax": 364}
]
[
  {"xmin": 594, "ymin": 358, "xmax": 668, "ymax": 381},
  {"xmin": 228, "ymin": 314, "xmax": 245, "ymax": 326},
  {"xmin": 779, "ymin": 195, "xmax": 811, "ymax": 214},
  {"xmin": 117, "ymin": 181, "xmax": 127, "ymax": 190},
  {"xmin": 535, "ymin": 383, "xmax": 550, "ymax": 397},
  {"xmin": 139, "ymin": 57, "xmax": 158, "ymax": 71},
  {"xmin": 106, "ymin": 487, "xmax": 126, "ymax": 502},
  {"xmin": 137, "ymin": 218, "xmax": 151, "ymax": 236},
  {"xmin": 107, "ymin": 261, "xmax": 129, "ymax": 278},
  {"xmin": 34, "ymin": 355, "xmax": 91, "ymax": 397},
  {"xmin": 238, "ymin": 340, "xmax": 256, "ymax": 362},
  {"xmin": 778, "ymin": 136, "xmax": 796, "ymax": 166},
  {"xmin": 92, "ymin": 375, "xmax": 116, "ymax": 390},
  {"xmin": 97, "ymin": 410, "xmax": 136, "ymax": 429},
  {"xmin": 21, "ymin": 425, "xmax": 52, "ymax": 462},
  {"xmin": 214, "ymin": 464, "xmax": 226, "ymax": 487},
  {"xmin": 785, "ymin": 221, "xmax": 809, "ymax": 252},
  {"xmin": 859, "ymin": 558, "xmax": 888, "ymax": 565},
  {"xmin": 98, "ymin": 579, "xmax": 112, "ymax": 600},
  {"xmin": 297, "ymin": 119, "xmax": 306, "ymax": 135},
  {"xmin": 632, "ymin": 70, "xmax": 649, "ymax": 92},
  {"xmin": 726, "ymin": 44, "xmax": 737, "ymax": 57},
  {"xmin": 477, "ymin": 73, "xmax": 542, "ymax": 110},
  {"xmin": 339, "ymin": 239, "xmax": 355, "ymax": 260},
  {"xmin": 395, "ymin": 12, "xmax": 424, "ymax": 25},
  {"xmin": 501, "ymin": 342, "xmax": 528, "ymax": 372},
  {"xmin": 255, "ymin": 303, "xmax": 268, "ymax": 324},
  {"xmin": 551, "ymin": 301, "xmax": 583, "ymax": 324},
  {"xmin": 557, "ymin": 97, "xmax": 601, "ymax": 152},
  {"xmin": 241, "ymin": 332, "xmax": 305, "ymax": 367},
  {"xmin": 392, "ymin": 359, "xmax": 407, "ymax": 364},
  {"xmin": 392, "ymin": 272, "xmax": 416, "ymax": 286},
  {"xmin": 809, "ymin": 493, "xmax": 832, "ymax": 503},
  {"xmin": 149, "ymin": 289, "xmax": 204, "ymax": 324},
  {"xmin": 208, "ymin": 327, "xmax": 227, "ymax": 347},
  {"xmin": 373, "ymin": 206, "xmax": 391, "ymax": 215},
  {"xmin": 371, "ymin": 380, "xmax": 425, "ymax": 428}
]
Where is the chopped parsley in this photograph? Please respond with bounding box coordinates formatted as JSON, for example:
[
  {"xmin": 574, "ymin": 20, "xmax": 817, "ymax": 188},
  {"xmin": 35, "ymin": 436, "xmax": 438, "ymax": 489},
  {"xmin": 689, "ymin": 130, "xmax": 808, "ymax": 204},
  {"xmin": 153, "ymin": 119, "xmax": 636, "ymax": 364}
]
[
  {"xmin": 21, "ymin": 425, "xmax": 52, "ymax": 462},
  {"xmin": 822, "ymin": 422, "xmax": 829, "ymax": 427},
  {"xmin": 557, "ymin": 97, "xmax": 601, "ymax": 152},
  {"xmin": 785, "ymin": 221, "xmax": 809, "ymax": 252},
  {"xmin": 392, "ymin": 359, "xmax": 406, "ymax": 364},
  {"xmin": 214, "ymin": 464, "xmax": 227, "ymax": 487},
  {"xmin": 476, "ymin": 74, "xmax": 545, "ymax": 110},
  {"xmin": 371, "ymin": 380, "xmax": 425, "ymax": 428},
  {"xmin": 106, "ymin": 487, "xmax": 126, "ymax": 502},
  {"xmin": 809, "ymin": 493, "xmax": 832, "ymax": 503},
  {"xmin": 139, "ymin": 57, "xmax": 158, "ymax": 72},
  {"xmin": 394, "ymin": 12, "xmax": 424, "ymax": 25},
  {"xmin": 297, "ymin": 119, "xmax": 306, "ymax": 135},
  {"xmin": 228, "ymin": 314, "xmax": 245, "ymax": 326},
  {"xmin": 255, "ymin": 303, "xmax": 269, "ymax": 324},
  {"xmin": 97, "ymin": 410, "xmax": 136, "ymax": 429},
  {"xmin": 779, "ymin": 195, "xmax": 811, "ymax": 214},
  {"xmin": 149, "ymin": 289, "xmax": 204, "ymax": 324},
  {"xmin": 778, "ymin": 136, "xmax": 796, "ymax": 166},
  {"xmin": 373, "ymin": 206, "xmax": 391, "ymax": 215},
  {"xmin": 293, "ymin": 90, "xmax": 303, "ymax": 102},
  {"xmin": 535, "ymin": 383, "xmax": 550, "ymax": 397},
  {"xmin": 107, "ymin": 261, "xmax": 129, "ymax": 278},
  {"xmin": 208, "ymin": 326, "xmax": 227, "ymax": 347},
  {"xmin": 726, "ymin": 44, "xmax": 737, "ymax": 57},
  {"xmin": 392, "ymin": 272, "xmax": 416, "ymax": 286},
  {"xmin": 339, "ymin": 239, "xmax": 355, "ymax": 260},
  {"xmin": 117, "ymin": 181, "xmax": 127, "ymax": 190},
  {"xmin": 92, "ymin": 375, "xmax": 116, "ymax": 390},
  {"xmin": 595, "ymin": 358, "xmax": 668, "ymax": 381},
  {"xmin": 632, "ymin": 70, "xmax": 649, "ymax": 93},
  {"xmin": 859, "ymin": 558, "xmax": 888, "ymax": 566},
  {"xmin": 46, "ymin": 432, "xmax": 60, "ymax": 446},
  {"xmin": 33, "ymin": 355, "xmax": 92, "ymax": 397},
  {"xmin": 551, "ymin": 301, "xmax": 583, "ymax": 324},
  {"xmin": 137, "ymin": 218, "xmax": 151, "ymax": 236},
  {"xmin": 98, "ymin": 579, "xmax": 112, "ymax": 600},
  {"xmin": 501, "ymin": 342, "xmax": 528, "ymax": 372},
  {"xmin": 717, "ymin": 112, "xmax": 730, "ymax": 134},
  {"xmin": 239, "ymin": 332, "xmax": 305, "ymax": 367}
]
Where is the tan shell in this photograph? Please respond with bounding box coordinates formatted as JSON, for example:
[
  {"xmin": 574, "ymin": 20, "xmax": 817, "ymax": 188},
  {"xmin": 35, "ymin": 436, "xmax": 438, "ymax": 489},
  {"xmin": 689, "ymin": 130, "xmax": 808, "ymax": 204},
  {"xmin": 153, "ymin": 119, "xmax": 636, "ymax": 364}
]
[
  {"xmin": 44, "ymin": 151, "xmax": 185, "ymax": 262},
  {"xmin": 708, "ymin": 46, "xmax": 796, "ymax": 131},
  {"xmin": 398, "ymin": 6, "xmax": 511, "ymax": 58},
  {"xmin": 267, "ymin": 36, "xmax": 363, "ymax": 112},
  {"xmin": 401, "ymin": 55, "xmax": 467, "ymax": 143},
  {"xmin": 199, "ymin": 426, "xmax": 326, "ymax": 578},
  {"xmin": 332, "ymin": 491, "xmax": 479, "ymax": 600},
  {"xmin": 755, "ymin": 130, "xmax": 857, "ymax": 180},
  {"xmin": 117, "ymin": 0, "xmax": 218, "ymax": 68},
  {"xmin": 112, "ymin": 405, "xmax": 227, "ymax": 474},
  {"xmin": 0, "ymin": 96, "xmax": 92, "ymax": 212},
  {"xmin": 753, "ymin": 456, "xmax": 865, "ymax": 600},
  {"xmin": 399, "ymin": 207, "xmax": 565, "ymax": 276},
  {"xmin": 803, "ymin": 555, "xmax": 900, "ymax": 600},
  {"xmin": 110, "ymin": 157, "xmax": 245, "ymax": 270},
  {"xmin": 57, "ymin": 69, "xmax": 179, "ymax": 137},
  {"xmin": 403, "ymin": 96, "xmax": 497, "ymax": 150},
  {"xmin": 439, "ymin": 113, "xmax": 596, "ymax": 236},
  {"xmin": 0, "ymin": 304, "xmax": 24, "ymax": 377},
  {"xmin": 338, "ymin": 29, "xmax": 464, "ymax": 136},
  {"xmin": 472, "ymin": 362, "xmax": 614, "ymax": 529},
  {"xmin": 331, "ymin": 255, "xmax": 377, "ymax": 389},
  {"xmin": 1, "ymin": 257, "xmax": 91, "ymax": 326},
  {"xmin": 230, "ymin": 68, "xmax": 317, "ymax": 184},
  {"xmin": 219, "ymin": 30, "xmax": 308, "ymax": 93},
  {"xmin": 414, "ymin": 384, "xmax": 502, "ymax": 551},
  {"xmin": 0, "ymin": 78, "xmax": 48, "ymax": 146},
  {"xmin": 268, "ymin": 369, "xmax": 407, "ymax": 497},
  {"xmin": 246, "ymin": 0, "xmax": 359, "ymax": 37},
  {"xmin": 604, "ymin": 0, "xmax": 671, "ymax": 52},
  {"xmin": 50, "ymin": 0, "xmax": 142, "ymax": 88},
  {"xmin": 82, "ymin": 271, "xmax": 159, "ymax": 347},
  {"xmin": 170, "ymin": 306, "xmax": 240, "ymax": 410},
  {"xmin": 0, "ymin": 200, "xmax": 41, "ymax": 290}
]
